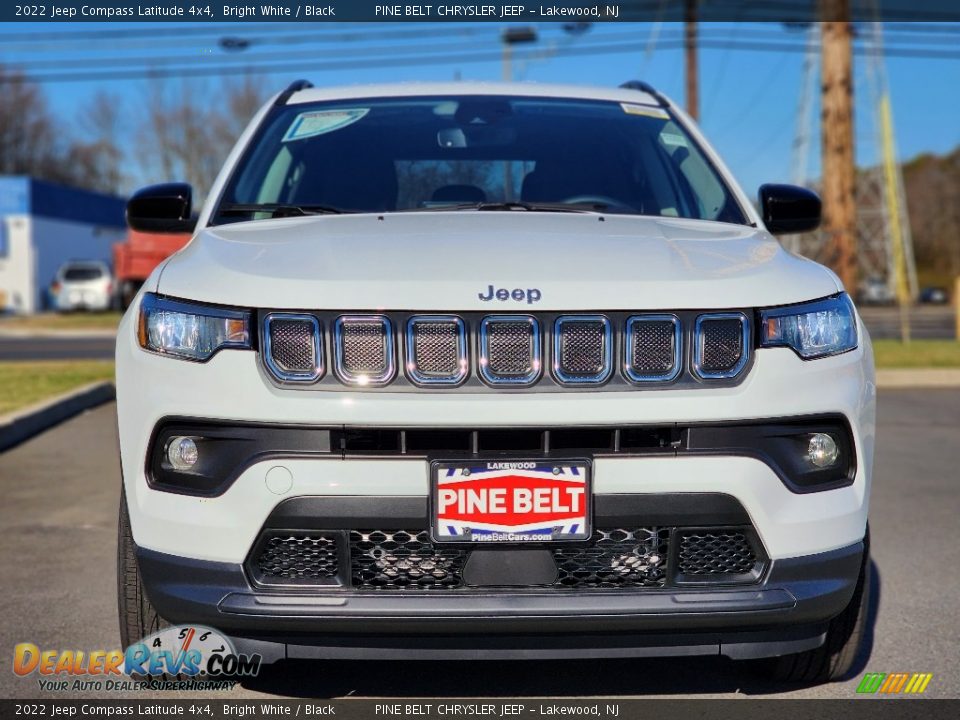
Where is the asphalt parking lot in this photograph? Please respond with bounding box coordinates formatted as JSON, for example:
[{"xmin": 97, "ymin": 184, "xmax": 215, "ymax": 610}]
[{"xmin": 1, "ymin": 390, "xmax": 958, "ymax": 700}]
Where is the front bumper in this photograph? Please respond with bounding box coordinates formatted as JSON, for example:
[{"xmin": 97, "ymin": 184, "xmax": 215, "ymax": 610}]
[{"xmin": 137, "ymin": 539, "xmax": 864, "ymax": 661}]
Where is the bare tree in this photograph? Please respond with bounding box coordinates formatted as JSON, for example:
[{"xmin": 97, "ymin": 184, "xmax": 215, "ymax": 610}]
[
  {"xmin": 0, "ymin": 66, "xmax": 59, "ymax": 178},
  {"xmin": 136, "ymin": 74, "xmax": 268, "ymax": 202}
]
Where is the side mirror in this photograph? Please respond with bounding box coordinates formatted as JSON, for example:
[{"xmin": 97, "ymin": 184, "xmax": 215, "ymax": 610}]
[
  {"xmin": 126, "ymin": 183, "xmax": 195, "ymax": 233},
  {"xmin": 758, "ymin": 184, "xmax": 821, "ymax": 235}
]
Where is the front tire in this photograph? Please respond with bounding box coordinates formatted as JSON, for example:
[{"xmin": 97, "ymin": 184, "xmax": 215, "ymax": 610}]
[
  {"xmin": 768, "ymin": 530, "xmax": 871, "ymax": 683},
  {"xmin": 117, "ymin": 489, "xmax": 167, "ymax": 648}
]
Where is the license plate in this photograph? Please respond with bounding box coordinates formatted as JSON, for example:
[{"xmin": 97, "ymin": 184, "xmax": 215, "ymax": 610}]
[{"xmin": 432, "ymin": 459, "xmax": 590, "ymax": 543}]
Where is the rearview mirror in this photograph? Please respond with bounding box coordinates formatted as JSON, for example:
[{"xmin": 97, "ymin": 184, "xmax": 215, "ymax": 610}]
[
  {"xmin": 126, "ymin": 183, "xmax": 195, "ymax": 233},
  {"xmin": 758, "ymin": 184, "xmax": 821, "ymax": 235}
]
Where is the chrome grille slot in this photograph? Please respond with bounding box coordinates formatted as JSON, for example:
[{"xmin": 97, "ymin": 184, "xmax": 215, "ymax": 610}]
[
  {"xmin": 406, "ymin": 316, "xmax": 467, "ymax": 386},
  {"xmin": 624, "ymin": 315, "xmax": 680, "ymax": 382},
  {"xmin": 694, "ymin": 313, "xmax": 749, "ymax": 379},
  {"xmin": 553, "ymin": 315, "xmax": 612, "ymax": 384},
  {"xmin": 479, "ymin": 315, "xmax": 541, "ymax": 386},
  {"xmin": 334, "ymin": 315, "xmax": 396, "ymax": 386},
  {"xmin": 263, "ymin": 313, "xmax": 323, "ymax": 383}
]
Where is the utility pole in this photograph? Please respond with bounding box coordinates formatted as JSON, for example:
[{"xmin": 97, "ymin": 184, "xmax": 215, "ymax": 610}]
[
  {"xmin": 684, "ymin": 0, "xmax": 698, "ymax": 121},
  {"xmin": 820, "ymin": 2, "xmax": 857, "ymax": 293}
]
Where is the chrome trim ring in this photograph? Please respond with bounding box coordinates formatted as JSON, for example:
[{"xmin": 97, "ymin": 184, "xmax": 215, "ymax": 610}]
[
  {"xmin": 334, "ymin": 315, "xmax": 396, "ymax": 387},
  {"xmin": 693, "ymin": 312, "xmax": 751, "ymax": 380},
  {"xmin": 405, "ymin": 315, "xmax": 469, "ymax": 387},
  {"xmin": 623, "ymin": 314, "xmax": 682, "ymax": 383},
  {"xmin": 553, "ymin": 314, "xmax": 614, "ymax": 385},
  {"xmin": 261, "ymin": 313, "xmax": 323, "ymax": 384},
  {"xmin": 478, "ymin": 314, "xmax": 542, "ymax": 386}
]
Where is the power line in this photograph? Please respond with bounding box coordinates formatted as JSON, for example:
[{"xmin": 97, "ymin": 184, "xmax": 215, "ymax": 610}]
[
  {"xmin": 3, "ymin": 34, "xmax": 959, "ymax": 85},
  {"xmin": 4, "ymin": 26, "xmax": 959, "ymax": 74}
]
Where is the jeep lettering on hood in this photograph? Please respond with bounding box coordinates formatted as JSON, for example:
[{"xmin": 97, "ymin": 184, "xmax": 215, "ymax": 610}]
[{"xmin": 478, "ymin": 285, "xmax": 542, "ymax": 304}]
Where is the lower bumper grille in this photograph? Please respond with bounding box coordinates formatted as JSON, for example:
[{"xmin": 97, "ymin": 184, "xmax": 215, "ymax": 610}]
[
  {"xmin": 676, "ymin": 530, "xmax": 759, "ymax": 578},
  {"xmin": 350, "ymin": 530, "xmax": 468, "ymax": 590},
  {"xmin": 553, "ymin": 528, "xmax": 668, "ymax": 588},
  {"xmin": 248, "ymin": 526, "xmax": 763, "ymax": 590}
]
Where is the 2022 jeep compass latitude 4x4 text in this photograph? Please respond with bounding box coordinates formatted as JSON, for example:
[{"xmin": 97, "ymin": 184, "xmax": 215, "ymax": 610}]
[{"xmin": 116, "ymin": 80, "xmax": 874, "ymax": 683}]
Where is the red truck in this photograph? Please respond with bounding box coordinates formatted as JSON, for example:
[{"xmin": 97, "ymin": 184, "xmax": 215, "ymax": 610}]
[{"xmin": 113, "ymin": 229, "xmax": 192, "ymax": 309}]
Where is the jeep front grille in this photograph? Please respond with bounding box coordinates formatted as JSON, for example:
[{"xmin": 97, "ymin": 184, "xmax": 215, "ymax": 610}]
[
  {"xmin": 479, "ymin": 315, "xmax": 541, "ymax": 386},
  {"xmin": 263, "ymin": 313, "xmax": 323, "ymax": 383},
  {"xmin": 334, "ymin": 315, "xmax": 396, "ymax": 386},
  {"xmin": 258, "ymin": 310, "xmax": 753, "ymax": 390},
  {"xmin": 624, "ymin": 315, "xmax": 681, "ymax": 382},
  {"xmin": 406, "ymin": 316, "xmax": 467, "ymax": 386},
  {"xmin": 553, "ymin": 315, "xmax": 613, "ymax": 384},
  {"xmin": 694, "ymin": 313, "xmax": 750, "ymax": 379}
]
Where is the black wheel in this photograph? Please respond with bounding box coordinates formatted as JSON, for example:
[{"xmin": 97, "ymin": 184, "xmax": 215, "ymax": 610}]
[
  {"xmin": 767, "ymin": 529, "xmax": 871, "ymax": 683},
  {"xmin": 117, "ymin": 489, "xmax": 167, "ymax": 648}
]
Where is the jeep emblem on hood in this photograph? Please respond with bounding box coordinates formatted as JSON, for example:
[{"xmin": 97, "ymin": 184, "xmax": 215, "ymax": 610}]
[{"xmin": 478, "ymin": 285, "xmax": 542, "ymax": 304}]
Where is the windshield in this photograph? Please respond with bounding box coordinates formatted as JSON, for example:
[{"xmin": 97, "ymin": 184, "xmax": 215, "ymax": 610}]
[
  {"xmin": 62, "ymin": 265, "xmax": 105, "ymax": 281},
  {"xmin": 213, "ymin": 95, "xmax": 747, "ymax": 225}
]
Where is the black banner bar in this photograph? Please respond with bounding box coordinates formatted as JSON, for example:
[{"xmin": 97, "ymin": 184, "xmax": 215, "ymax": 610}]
[
  {"xmin": 3, "ymin": 0, "xmax": 960, "ymax": 23},
  {"xmin": 1, "ymin": 699, "xmax": 956, "ymax": 720}
]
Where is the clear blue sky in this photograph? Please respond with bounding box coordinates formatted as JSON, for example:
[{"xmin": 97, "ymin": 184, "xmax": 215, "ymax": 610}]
[{"xmin": 2, "ymin": 21, "xmax": 958, "ymax": 194}]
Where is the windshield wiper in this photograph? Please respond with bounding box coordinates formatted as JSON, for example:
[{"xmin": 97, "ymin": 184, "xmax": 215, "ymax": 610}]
[
  {"xmin": 425, "ymin": 201, "xmax": 607, "ymax": 214},
  {"xmin": 218, "ymin": 203, "xmax": 350, "ymax": 218}
]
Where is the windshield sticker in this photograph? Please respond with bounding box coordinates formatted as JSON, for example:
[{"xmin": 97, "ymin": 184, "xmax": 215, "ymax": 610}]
[
  {"xmin": 660, "ymin": 133, "xmax": 689, "ymax": 147},
  {"xmin": 282, "ymin": 108, "xmax": 369, "ymax": 142},
  {"xmin": 621, "ymin": 103, "xmax": 669, "ymax": 119}
]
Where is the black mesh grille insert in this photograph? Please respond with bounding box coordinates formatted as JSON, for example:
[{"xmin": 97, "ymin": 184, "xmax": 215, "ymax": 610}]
[
  {"xmin": 409, "ymin": 319, "xmax": 463, "ymax": 381},
  {"xmin": 557, "ymin": 318, "xmax": 608, "ymax": 379},
  {"xmin": 255, "ymin": 534, "xmax": 338, "ymax": 581},
  {"xmin": 484, "ymin": 319, "xmax": 536, "ymax": 378},
  {"xmin": 350, "ymin": 530, "xmax": 468, "ymax": 590},
  {"xmin": 268, "ymin": 318, "xmax": 317, "ymax": 373},
  {"xmin": 698, "ymin": 316, "xmax": 746, "ymax": 375},
  {"xmin": 676, "ymin": 531, "xmax": 758, "ymax": 576},
  {"xmin": 628, "ymin": 318, "xmax": 677, "ymax": 378},
  {"xmin": 341, "ymin": 321, "xmax": 388, "ymax": 374},
  {"xmin": 553, "ymin": 528, "xmax": 668, "ymax": 588}
]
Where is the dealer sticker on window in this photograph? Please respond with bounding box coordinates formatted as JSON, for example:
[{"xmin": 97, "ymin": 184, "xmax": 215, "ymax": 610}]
[
  {"xmin": 282, "ymin": 108, "xmax": 369, "ymax": 142},
  {"xmin": 433, "ymin": 460, "xmax": 590, "ymax": 543}
]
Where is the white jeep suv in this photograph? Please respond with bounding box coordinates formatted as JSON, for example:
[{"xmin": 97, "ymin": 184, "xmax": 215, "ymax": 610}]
[{"xmin": 116, "ymin": 80, "xmax": 874, "ymax": 683}]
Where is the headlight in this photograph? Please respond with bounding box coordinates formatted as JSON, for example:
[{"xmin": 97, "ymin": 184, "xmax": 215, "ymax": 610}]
[
  {"xmin": 137, "ymin": 293, "xmax": 250, "ymax": 362},
  {"xmin": 759, "ymin": 293, "xmax": 858, "ymax": 360}
]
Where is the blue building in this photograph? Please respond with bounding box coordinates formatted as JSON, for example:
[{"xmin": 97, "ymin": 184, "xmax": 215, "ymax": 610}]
[{"xmin": 0, "ymin": 176, "xmax": 127, "ymax": 314}]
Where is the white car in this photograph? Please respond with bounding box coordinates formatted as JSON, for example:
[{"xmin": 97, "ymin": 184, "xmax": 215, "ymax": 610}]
[
  {"xmin": 51, "ymin": 260, "xmax": 113, "ymax": 312},
  {"xmin": 116, "ymin": 81, "xmax": 874, "ymax": 683}
]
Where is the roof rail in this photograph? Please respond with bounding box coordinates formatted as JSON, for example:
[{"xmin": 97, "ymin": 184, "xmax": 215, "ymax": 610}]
[
  {"xmin": 619, "ymin": 80, "xmax": 668, "ymax": 108},
  {"xmin": 274, "ymin": 79, "xmax": 314, "ymax": 106}
]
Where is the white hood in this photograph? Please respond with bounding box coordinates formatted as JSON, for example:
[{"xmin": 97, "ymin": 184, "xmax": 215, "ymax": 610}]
[{"xmin": 157, "ymin": 212, "xmax": 841, "ymax": 311}]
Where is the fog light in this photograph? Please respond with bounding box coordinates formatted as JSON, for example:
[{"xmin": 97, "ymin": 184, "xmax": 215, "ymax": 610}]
[
  {"xmin": 166, "ymin": 436, "xmax": 199, "ymax": 471},
  {"xmin": 806, "ymin": 433, "xmax": 839, "ymax": 468}
]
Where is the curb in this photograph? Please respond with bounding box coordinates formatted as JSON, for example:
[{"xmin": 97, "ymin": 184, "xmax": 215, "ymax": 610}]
[
  {"xmin": 0, "ymin": 381, "xmax": 116, "ymax": 453},
  {"xmin": 876, "ymin": 368, "xmax": 960, "ymax": 389}
]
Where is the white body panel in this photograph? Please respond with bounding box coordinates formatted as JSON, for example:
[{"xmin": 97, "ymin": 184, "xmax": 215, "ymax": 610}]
[{"xmin": 159, "ymin": 214, "xmax": 839, "ymax": 311}]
